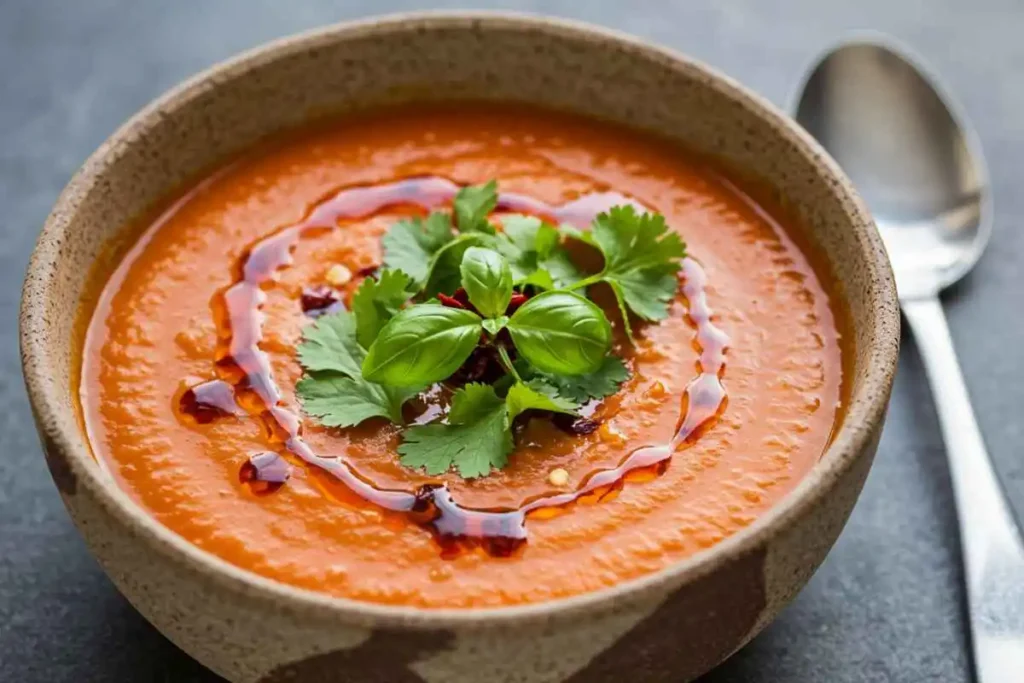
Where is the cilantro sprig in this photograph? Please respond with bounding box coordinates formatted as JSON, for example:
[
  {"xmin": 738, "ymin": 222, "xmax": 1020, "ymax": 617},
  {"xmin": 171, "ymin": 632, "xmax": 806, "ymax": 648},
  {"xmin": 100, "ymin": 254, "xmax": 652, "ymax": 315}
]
[
  {"xmin": 563, "ymin": 206, "xmax": 686, "ymax": 340},
  {"xmin": 295, "ymin": 180, "xmax": 685, "ymax": 479},
  {"xmin": 397, "ymin": 380, "xmax": 577, "ymax": 478},
  {"xmin": 517, "ymin": 355, "xmax": 631, "ymax": 404}
]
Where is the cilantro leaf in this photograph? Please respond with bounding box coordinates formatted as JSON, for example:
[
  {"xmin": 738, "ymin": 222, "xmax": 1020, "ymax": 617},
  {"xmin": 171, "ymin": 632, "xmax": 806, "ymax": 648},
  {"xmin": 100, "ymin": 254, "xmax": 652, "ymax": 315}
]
[
  {"xmin": 352, "ymin": 269, "xmax": 416, "ymax": 348},
  {"xmin": 381, "ymin": 212, "xmax": 454, "ymax": 284},
  {"xmin": 453, "ymin": 181, "xmax": 498, "ymax": 234},
  {"xmin": 296, "ymin": 311, "xmax": 364, "ymax": 377},
  {"xmin": 447, "ymin": 382, "xmax": 505, "ymax": 424},
  {"xmin": 506, "ymin": 380, "xmax": 578, "ymax": 423},
  {"xmin": 604, "ymin": 278, "xmax": 637, "ymax": 344},
  {"xmin": 497, "ymin": 215, "xmax": 582, "ymax": 288},
  {"xmin": 541, "ymin": 250, "xmax": 584, "ymax": 289},
  {"xmin": 558, "ymin": 224, "xmax": 596, "ymax": 246},
  {"xmin": 611, "ymin": 266, "xmax": 681, "ymax": 322},
  {"xmin": 590, "ymin": 206, "xmax": 686, "ymax": 321},
  {"xmin": 496, "ymin": 215, "xmax": 551, "ymax": 275},
  {"xmin": 297, "ymin": 374, "xmax": 418, "ymax": 427},
  {"xmin": 519, "ymin": 355, "xmax": 630, "ymax": 403},
  {"xmin": 398, "ymin": 383, "xmax": 512, "ymax": 478},
  {"xmin": 296, "ymin": 310, "xmax": 422, "ymax": 427}
]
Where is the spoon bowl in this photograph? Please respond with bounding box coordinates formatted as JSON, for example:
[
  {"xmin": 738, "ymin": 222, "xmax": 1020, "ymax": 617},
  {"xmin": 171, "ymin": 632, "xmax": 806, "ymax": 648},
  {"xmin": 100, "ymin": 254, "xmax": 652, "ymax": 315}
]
[
  {"xmin": 794, "ymin": 39, "xmax": 991, "ymax": 298},
  {"xmin": 794, "ymin": 36, "xmax": 1024, "ymax": 682}
]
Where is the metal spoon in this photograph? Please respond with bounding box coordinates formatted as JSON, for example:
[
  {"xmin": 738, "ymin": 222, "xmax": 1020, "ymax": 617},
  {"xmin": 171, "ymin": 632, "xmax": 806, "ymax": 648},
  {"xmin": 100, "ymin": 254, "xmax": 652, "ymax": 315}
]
[{"xmin": 793, "ymin": 37, "xmax": 1024, "ymax": 681}]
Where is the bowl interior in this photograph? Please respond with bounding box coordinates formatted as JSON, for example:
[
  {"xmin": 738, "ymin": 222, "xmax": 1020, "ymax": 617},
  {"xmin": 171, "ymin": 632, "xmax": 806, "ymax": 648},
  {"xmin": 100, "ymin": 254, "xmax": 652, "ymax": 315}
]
[{"xmin": 21, "ymin": 13, "xmax": 897, "ymax": 621}]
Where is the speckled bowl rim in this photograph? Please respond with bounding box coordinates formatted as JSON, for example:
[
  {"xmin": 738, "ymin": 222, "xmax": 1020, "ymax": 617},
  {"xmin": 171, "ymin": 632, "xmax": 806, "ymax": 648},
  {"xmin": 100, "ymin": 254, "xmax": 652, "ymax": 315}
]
[{"xmin": 21, "ymin": 11, "xmax": 898, "ymax": 630}]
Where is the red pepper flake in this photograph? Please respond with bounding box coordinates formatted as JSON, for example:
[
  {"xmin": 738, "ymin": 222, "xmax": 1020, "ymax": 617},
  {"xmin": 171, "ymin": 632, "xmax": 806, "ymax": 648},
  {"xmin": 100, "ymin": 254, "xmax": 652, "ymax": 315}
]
[
  {"xmin": 412, "ymin": 483, "xmax": 441, "ymax": 510},
  {"xmin": 452, "ymin": 287, "xmax": 471, "ymax": 306},
  {"xmin": 483, "ymin": 535, "xmax": 525, "ymax": 558},
  {"xmin": 552, "ymin": 413, "xmax": 601, "ymax": 436},
  {"xmin": 301, "ymin": 285, "xmax": 343, "ymax": 317},
  {"xmin": 437, "ymin": 293, "xmax": 465, "ymax": 309},
  {"xmin": 507, "ymin": 292, "xmax": 529, "ymax": 314},
  {"xmin": 449, "ymin": 345, "xmax": 506, "ymax": 385}
]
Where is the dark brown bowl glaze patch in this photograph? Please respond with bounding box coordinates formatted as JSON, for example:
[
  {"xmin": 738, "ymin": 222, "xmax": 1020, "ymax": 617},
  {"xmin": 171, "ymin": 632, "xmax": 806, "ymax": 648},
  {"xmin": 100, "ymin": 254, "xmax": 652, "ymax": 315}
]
[
  {"xmin": 257, "ymin": 629, "xmax": 454, "ymax": 683},
  {"xmin": 255, "ymin": 548, "xmax": 765, "ymax": 682},
  {"xmin": 566, "ymin": 547, "xmax": 767, "ymax": 682}
]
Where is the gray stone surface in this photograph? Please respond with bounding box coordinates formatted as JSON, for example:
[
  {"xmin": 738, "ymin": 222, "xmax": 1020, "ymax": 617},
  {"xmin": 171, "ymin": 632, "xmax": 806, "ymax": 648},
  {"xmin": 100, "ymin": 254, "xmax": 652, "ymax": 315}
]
[{"xmin": 2, "ymin": 1, "xmax": 1022, "ymax": 681}]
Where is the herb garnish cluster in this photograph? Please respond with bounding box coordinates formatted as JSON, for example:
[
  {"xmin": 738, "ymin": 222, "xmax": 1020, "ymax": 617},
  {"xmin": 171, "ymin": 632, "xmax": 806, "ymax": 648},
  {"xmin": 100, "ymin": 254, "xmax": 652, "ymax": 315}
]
[{"xmin": 296, "ymin": 181, "xmax": 685, "ymax": 479}]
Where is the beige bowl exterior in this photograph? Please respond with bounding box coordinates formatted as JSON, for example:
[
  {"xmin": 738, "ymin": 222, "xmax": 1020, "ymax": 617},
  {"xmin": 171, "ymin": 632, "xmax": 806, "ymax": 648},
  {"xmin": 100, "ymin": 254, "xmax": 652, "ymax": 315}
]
[{"xmin": 20, "ymin": 12, "xmax": 898, "ymax": 683}]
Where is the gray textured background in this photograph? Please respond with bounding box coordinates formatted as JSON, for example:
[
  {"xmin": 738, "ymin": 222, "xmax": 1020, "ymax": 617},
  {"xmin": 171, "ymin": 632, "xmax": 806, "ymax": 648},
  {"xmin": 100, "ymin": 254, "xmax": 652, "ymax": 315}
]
[{"xmin": 3, "ymin": 1, "xmax": 1022, "ymax": 681}]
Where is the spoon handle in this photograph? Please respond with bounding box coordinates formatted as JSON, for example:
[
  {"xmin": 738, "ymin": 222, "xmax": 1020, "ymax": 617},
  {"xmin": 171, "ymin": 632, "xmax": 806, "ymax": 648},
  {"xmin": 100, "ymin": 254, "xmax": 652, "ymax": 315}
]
[{"xmin": 902, "ymin": 296, "xmax": 1024, "ymax": 681}]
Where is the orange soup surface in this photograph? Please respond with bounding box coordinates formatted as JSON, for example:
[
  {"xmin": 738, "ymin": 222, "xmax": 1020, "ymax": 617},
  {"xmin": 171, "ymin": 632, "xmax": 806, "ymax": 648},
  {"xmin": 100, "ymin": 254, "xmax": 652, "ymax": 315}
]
[{"xmin": 81, "ymin": 105, "xmax": 844, "ymax": 608}]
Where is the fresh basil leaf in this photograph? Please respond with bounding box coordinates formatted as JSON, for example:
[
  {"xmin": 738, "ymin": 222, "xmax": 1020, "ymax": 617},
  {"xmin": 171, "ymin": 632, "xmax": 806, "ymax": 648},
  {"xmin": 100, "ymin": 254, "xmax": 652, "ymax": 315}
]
[
  {"xmin": 351, "ymin": 269, "xmax": 416, "ymax": 348},
  {"xmin": 506, "ymin": 380, "xmax": 578, "ymax": 424},
  {"xmin": 460, "ymin": 247, "xmax": 513, "ymax": 318},
  {"xmin": 506, "ymin": 290, "xmax": 612, "ymax": 375},
  {"xmin": 453, "ymin": 181, "xmax": 498, "ymax": 234},
  {"xmin": 481, "ymin": 316, "xmax": 509, "ymax": 336},
  {"xmin": 361, "ymin": 304, "xmax": 483, "ymax": 386},
  {"xmin": 398, "ymin": 383, "xmax": 512, "ymax": 478},
  {"xmin": 422, "ymin": 232, "xmax": 494, "ymax": 298},
  {"xmin": 382, "ymin": 212, "xmax": 454, "ymax": 284}
]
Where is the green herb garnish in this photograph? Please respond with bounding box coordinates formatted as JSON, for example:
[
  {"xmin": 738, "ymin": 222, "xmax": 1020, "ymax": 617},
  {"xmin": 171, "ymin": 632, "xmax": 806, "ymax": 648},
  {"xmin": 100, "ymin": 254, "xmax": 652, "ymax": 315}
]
[
  {"xmin": 361, "ymin": 305, "xmax": 484, "ymax": 386},
  {"xmin": 517, "ymin": 355, "xmax": 632, "ymax": 404},
  {"xmin": 563, "ymin": 205, "xmax": 686, "ymax": 340},
  {"xmin": 397, "ymin": 383, "xmax": 512, "ymax": 478},
  {"xmin": 296, "ymin": 180, "xmax": 685, "ymax": 478},
  {"xmin": 453, "ymin": 180, "xmax": 499, "ymax": 234},
  {"xmin": 496, "ymin": 215, "xmax": 582, "ymax": 288},
  {"xmin": 380, "ymin": 213, "xmax": 453, "ymax": 284},
  {"xmin": 351, "ymin": 268, "xmax": 417, "ymax": 348},
  {"xmin": 397, "ymin": 380, "xmax": 577, "ymax": 478},
  {"xmin": 296, "ymin": 313, "xmax": 423, "ymax": 426},
  {"xmin": 504, "ymin": 291, "xmax": 611, "ymax": 375},
  {"xmin": 459, "ymin": 247, "xmax": 513, "ymax": 318}
]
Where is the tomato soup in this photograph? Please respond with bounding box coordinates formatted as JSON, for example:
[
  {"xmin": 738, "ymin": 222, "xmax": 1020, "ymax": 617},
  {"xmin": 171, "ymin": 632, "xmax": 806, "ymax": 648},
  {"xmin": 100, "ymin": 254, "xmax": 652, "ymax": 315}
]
[{"xmin": 80, "ymin": 105, "xmax": 844, "ymax": 608}]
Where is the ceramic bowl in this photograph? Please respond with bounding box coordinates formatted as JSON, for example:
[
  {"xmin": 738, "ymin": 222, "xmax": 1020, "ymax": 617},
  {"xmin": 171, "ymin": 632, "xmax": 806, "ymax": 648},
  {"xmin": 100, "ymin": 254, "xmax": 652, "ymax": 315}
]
[{"xmin": 20, "ymin": 12, "xmax": 898, "ymax": 683}]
